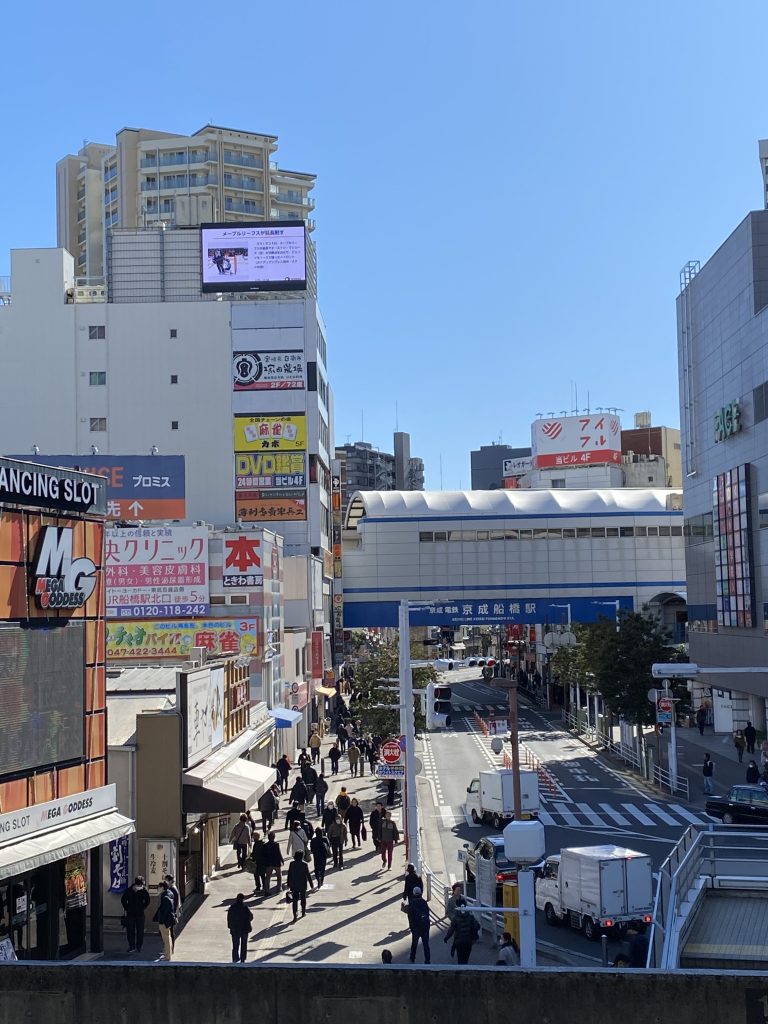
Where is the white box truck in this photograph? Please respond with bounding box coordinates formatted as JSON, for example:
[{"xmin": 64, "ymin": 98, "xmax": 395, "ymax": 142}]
[
  {"xmin": 535, "ymin": 844, "xmax": 653, "ymax": 941},
  {"xmin": 465, "ymin": 769, "xmax": 539, "ymax": 828}
]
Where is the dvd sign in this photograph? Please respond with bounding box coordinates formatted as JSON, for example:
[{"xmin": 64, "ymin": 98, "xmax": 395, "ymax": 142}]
[{"xmin": 33, "ymin": 526, "xmax": 97, "ymax": 609}]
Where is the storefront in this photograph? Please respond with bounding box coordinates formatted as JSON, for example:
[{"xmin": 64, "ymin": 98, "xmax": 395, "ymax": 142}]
[{"xmin": 0, "ymin": 456, "xmax": 134, "ymax": 959}]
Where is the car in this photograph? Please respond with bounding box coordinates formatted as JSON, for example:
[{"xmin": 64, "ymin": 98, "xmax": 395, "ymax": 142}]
[
  {"xmin": 705, "ymin": 784, "xmax": 768, "ymax": 825},
  {"xmin": 463, "ymin": 835, "xmax": 518, "ymax": 886}
]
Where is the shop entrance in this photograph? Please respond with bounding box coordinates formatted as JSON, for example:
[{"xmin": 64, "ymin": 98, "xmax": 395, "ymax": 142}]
[{"xmin": 0, "ymin": 854, "xmax": 89, "ymax": 960}]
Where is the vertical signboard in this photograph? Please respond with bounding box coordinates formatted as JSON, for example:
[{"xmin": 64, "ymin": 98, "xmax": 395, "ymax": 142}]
[
  {"xmin": 182, "ymin": 665, "xmax": 225, "ymax": 767},
  {"xmin": 222, "ymin": 533, "xmax": 264, "ymax": 589},
  {"xmin": 233, "ymin": 416, "xmax": 308, "ymax": 524},
  {"xmin": 331, "ymin": 460, "xmax": 344, "ymax": 660},
  {"xmin": 311, "ymin": 629, "xmax": 324, "ymax": 680}
]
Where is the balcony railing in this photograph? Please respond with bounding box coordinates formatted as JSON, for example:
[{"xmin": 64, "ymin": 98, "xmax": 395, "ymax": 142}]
[
  {"xmin": 76, "ymin": 188, "xmax": 86, "ymax": 200},
  {"xmin": 224, "ymin": 201, "xmax": 265, "ymax": 215},
  {"xmin": 103, "ymin": 167, "xmax": 117, "ymax": 182},
  {"xmin": 223, "ymin": 151, "xmax": 264, "ymax": 169},
  {"xmin": 223, "ymin": 174, "xmax": 263, "ymax": 191}
]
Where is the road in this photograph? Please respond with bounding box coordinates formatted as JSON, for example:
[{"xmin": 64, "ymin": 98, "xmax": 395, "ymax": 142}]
[{"xmin": 423, "ymin": 669, "xmax": 710, "ymax": 963}]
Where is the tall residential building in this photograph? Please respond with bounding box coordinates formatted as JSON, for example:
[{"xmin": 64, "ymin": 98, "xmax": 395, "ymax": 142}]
[
  {"xmin": 677, "ymin": 210, "xmax": 768, "ymax": 734},
  {"xmin": 56, "ymin": 124, "xmax": 316, "ymax": 281},
  {"xmin": 335, "ymin": 433, "xmax": 424, "ymax": 510}
]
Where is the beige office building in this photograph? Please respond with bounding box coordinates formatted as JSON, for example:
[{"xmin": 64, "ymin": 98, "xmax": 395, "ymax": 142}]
[{"xmin": 56, "ymin": 124, "xmax": 316, "ymax": 280}]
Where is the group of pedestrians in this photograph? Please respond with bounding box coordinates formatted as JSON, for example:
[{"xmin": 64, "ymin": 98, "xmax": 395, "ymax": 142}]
[{"xmin": 120, "ymin": 873, "xmax": 181, "ymax": 962}]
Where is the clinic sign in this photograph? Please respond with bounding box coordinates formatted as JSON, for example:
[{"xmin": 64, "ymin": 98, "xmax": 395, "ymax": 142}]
[
  {"xmin": 714, "ymin": 400, "xmax": 741, "ymax": 443},
  {"xmin": 0, "ymin": 784, "xmax": 117, "ymax": 842},
  {"xmin": 0, "ymin": 457, "xmax": 105, "ymax": 515}
]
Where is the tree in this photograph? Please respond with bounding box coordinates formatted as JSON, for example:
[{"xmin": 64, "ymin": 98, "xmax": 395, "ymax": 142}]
[{"xmin": 348, "ymin": 637, "xmax": 433, "ymax": 738}]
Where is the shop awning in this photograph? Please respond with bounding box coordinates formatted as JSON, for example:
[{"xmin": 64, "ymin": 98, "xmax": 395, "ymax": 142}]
[
  {"xmin": 0, "ymin": 811, "xmax": 135, "ymax": 881},
  {"xmin": 315, "ymin": 685, "xmax": 337, "ymax": 697},
  {"xmin": 183, "ymin": 757, "xmax": 275, "ymax": 814},
  {"xmin": 269, "ymin": 707, "xmax": 303, "ymax": 728}
]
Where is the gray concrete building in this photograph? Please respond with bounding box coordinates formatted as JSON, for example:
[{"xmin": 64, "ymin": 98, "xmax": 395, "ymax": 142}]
[
  {"xmin": 677, "ymin": 210, "xmax": 768, "ymax": 732},
  {"xmin": 470, "ymin": 443, "xmax": 531, "ymax": 489}
]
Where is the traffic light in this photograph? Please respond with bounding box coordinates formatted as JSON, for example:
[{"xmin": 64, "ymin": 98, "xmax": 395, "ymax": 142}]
[{"xmin": 426, "ymin": 682, "xmax": 452, "ymax": 729}]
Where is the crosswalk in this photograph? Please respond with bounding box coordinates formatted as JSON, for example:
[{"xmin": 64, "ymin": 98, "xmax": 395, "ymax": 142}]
[
  {"xmin": 536, "ymin": 797, "xmax": 710, "ymax": 829},
  {"xmin": 453, "ymin": 704, "xmax": 509, "ymax": 715}
]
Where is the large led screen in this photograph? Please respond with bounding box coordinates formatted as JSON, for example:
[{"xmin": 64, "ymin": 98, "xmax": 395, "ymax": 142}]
[
  {"xmin": 0, "ymin": 624, "xmax": 85, "ymax": 777},
  {"xmin": 200, "ymin": 221, "xmax": 306, "ymax": 293}
]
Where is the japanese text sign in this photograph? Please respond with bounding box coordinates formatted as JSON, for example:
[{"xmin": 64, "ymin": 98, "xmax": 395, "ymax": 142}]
[
  {"xmin": 106, "ymin": 526, "xmax": 209, "ymax": 618},
  {"xmin": 235, "ymin": 452, "xmax": 306, "ymax": 491},
  {"xmin": 201, "ymin": 222, "xmax": 306, "ymax": 293},
  {"xmin": 235, "ymin": 493, "xmax": 307, "ymax": 522},
  {"xmin": 109, "ymin": 835, "xmax": 130, "ymax": 893},
  {"xmin": 234, "ymin": 415, "xmax": 307, "ymax": 452},
  {"xmin": 184, "ymin": 665, "xmax": 225, "ymax": 764},
  {"xmin": 233, "ymin": 351, "xmax": 305, "ymax": 391},
  {"xmin": 531, "ymin": 414, "xmax": 622, "ymax": 469},
  {"xmin": 223, "ymin": 533, "xmax": 264, "ymax": 589},
  {"xmin": 106, "ymin": 619, "xmax": 260, "ymax": 660}
]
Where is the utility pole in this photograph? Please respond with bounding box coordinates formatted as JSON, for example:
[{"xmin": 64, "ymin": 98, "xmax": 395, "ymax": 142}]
[{"xmin": 399, "ymin": 600, "xmax": 420, "ymax": 873}]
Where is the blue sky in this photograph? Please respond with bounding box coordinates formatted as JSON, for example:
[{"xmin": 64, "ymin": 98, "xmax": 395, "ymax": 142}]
[{"xmin": 2, "ymin": 2, "xmax": 768, "ymax": 488}]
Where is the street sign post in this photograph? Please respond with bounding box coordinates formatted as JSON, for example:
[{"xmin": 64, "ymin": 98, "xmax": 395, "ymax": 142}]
[
  {"xmin": 657, "ymin": 695, "xmax": 673, "ymax": 725},
  {"xmin": 375, "ymin": 764, "xmax": 405, "ymax": 779},
  {"xmin": 381, "ymin": 739, "xmax": 402, "ymax": 765}
]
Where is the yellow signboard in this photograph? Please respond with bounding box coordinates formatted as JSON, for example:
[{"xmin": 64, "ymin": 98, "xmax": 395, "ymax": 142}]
[
  {"xmin": 234, "ymin": 415, "xmax": 307, "ymax": 452},
  {"xmin": 106, "ymin": 619, "xmax": 259, "ymax": 660}
]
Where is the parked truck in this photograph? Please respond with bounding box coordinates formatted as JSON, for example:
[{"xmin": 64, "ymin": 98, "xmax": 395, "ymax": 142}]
[
  {"xmin": 535, "ymin": 844, "xmax": 653, "ymax": 941},
  {"xmin": 465, "ymin": 769, "xmax": 539, "ymax": 828}
]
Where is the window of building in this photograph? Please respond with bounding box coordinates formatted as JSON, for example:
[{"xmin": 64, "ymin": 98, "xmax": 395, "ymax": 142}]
[
  {"xmin": 210, "ymin": 595, "xmax": 226, "ymax": 605},
  {"xmin": 518, "ymin": 529, "xmax": 532, "ymax": 541},
  {"xmin": 170, "ymin": 329, "xmax": 177, "ymax": 339},
  {"xmin": 505, "ymin": 529, "xmax": 518, "ymax": 540},
  {"xmin": 620, "ymin": 526, "xmax": 635, "ymax": 537},
  {"xmin": 476, "ymin": 530, "xmax": 489, "ymax": 541},
  {"xmin": 551, "ymin": 478, "xmax": 566, "ymax": 488},
  {"xmin": 754, "ymin": 381, "xmax": 768, "ymax": 424},
  {"xmin": 590, "ymin": 527, "xmax": 605, "ymax": 539},
  {"xmin": 561, "ymin": 528, "xmax": 576, "ymax": 539},
  {"xmin": 658, "ymin": 525, "xmax": 671, "ymax": 537},
  {"xmin": 635, "ymin": 526, "xmax": 648, "ymax": 537},
  {"xmin": 419, "ymin": 532, "xmax": 434, "ymax": 542},
  {"xmin": 434, "ymin": 532, "xmax": 448, "ymax": 542},
  {"xmin": 89, "ymin": 371, "xmax": 106, "ymax": 386},
  {"xmin": 170, "ymin": 374, "xmax": 178, "ymax": 384},
  {"xmin": 577, "ymin": 528, "xmax": 591, "ymax": 539},
  {"xmin": 546, "ymin": 529, "xmax": 563, "ymax": 540},
  {"xmin": 671, "ymin": 525, "xmax": 683, "ymax": 536},
  {"xmin": 533, "ymin": 529, "xmax": 548, "ymax": 540},
  {"xmin": 88, "ymin": 326, "xmax": 105, "ymax": 340},
  {"xmin": 89, "ymin": 417, "xmax": 106, "ymax": 432},
  {"xmin": 491, "ymin": 530, "xmax": 505, "ymax": 541},
  {"xmin": 171, "ymin": 421, "xmax": 179, "ymax": 430},
  {"xmin": 646, "ymin": 526, "xmax": 659, "ymax": 537},
  {"xmin": 606, "ymin": 527, "xmax": 619, "ymax": 538},
  {"xmin": 229, "ymin": 595, "xmax": 248, "ymax": 605}
]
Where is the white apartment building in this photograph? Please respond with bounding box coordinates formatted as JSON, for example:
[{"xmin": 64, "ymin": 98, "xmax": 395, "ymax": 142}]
[{"xmin": 57, "ymin": 124, "xmax": 316, "ymax": 281}]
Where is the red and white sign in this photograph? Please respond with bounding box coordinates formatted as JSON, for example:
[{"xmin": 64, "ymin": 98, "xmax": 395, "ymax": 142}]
[
  {"xmin": 658, "ymin": 696, "xmax": 674, "ymax": 713},
  {"xmin": 223, "ymin": 533, "xmax": 263, "ymax": 589},
  {"xmin": 531, "ymin": 414, "xmax": 622, "ymax": 469},
  {"xmin": 311, "ymin": 630, "xmax": 324, "ymax": 680},
  {"xmin": 381, "ymin": 740, "xmax": 402, "ymax": 765},
  {"xmin": 105, "ymin": 526, "xmax": 209, "ymax": 617}
]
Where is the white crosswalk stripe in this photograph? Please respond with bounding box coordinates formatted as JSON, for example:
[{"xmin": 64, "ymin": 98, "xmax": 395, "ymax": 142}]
[
  {"xmin": 669, "ymin": 803, "xmax": 709, "ymax": 825},
  {"xmin": 552, "ymin": 801, "xmax": 581, "ymax": 827},
  {"xmin": 620, "ymin": 803, "xmax": 656, "ymax": 826},
  {"xmin": 537, "ymin": 800, "xmax": 710, "ymax": 830},
  {"xmin": 598, "ymin": 803, "xmax": 632, "ymax": 827},
  {"xmin": 644, "ymin": 802, "xmax": 681, "ymax": 826},
  {"xmin": 575, "ymin": 802, "xmax": 604, "ymax": 826}
]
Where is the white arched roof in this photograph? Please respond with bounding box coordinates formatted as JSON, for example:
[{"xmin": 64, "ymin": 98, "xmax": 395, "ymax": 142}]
[{"xmin": 345, "ymin": 488, "xmax": 681, "ymax": 526}]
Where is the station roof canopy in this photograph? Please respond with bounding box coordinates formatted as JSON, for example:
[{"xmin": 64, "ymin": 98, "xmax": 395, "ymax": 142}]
[{"xmin": 345, "ymin": 488, "xmax": 681, "ymax": 528}]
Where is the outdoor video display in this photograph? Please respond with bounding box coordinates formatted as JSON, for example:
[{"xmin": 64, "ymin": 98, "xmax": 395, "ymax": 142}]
[
  {"xmin": 0, "ymin": 624, "xmax": 85, "ymax": 777},
  {"xmin": 200, "ymin": 221, "xmax": 307, "ymax": 293}
]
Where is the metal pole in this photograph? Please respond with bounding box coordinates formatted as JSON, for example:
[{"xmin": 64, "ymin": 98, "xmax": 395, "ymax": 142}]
[
  {"xmin": 507, "ymin": 678, "xmax": 522, "ymax": 819},
  {"xmin": 517, "ymin": 868, "xmax": 536, "ymax": 968},
  {"xmin": 666, "ymin": 682, "xmax": 679, "ymax": 792},
  {"xmin": 399, "ymin": 600, "xmax": 420, "ymax": 873}
]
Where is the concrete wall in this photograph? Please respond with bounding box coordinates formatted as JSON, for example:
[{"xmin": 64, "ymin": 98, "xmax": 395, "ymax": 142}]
[{"xmin": 0, "ymin": 964, "xmax": 766, "ymax": 1024}]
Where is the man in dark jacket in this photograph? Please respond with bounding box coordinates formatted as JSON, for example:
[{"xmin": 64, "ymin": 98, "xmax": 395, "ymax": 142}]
[
  {"xmin": 315, "ymin": 773, "xmax": 329, "ymax": 816},
  {"xmin": 152, "ymin": 881, "xmax": 177, "ymax": 961},
  {"xmin": 285, "ymin": 800, "xmax": 305, "ymax": 832},
  {"xmin": 369, "ymin": 802, "xmax": 384, "ymax": 851},
  {"xmin": 327, "ymin": 815, "xmax": 348, "ymax": 869},
  {"xmin": 263, "ymin": 831, "xmax": 284, "ymax": 895},
  {"xmin": 258, "ymin": 787, "xmax": 278, "ymax": 832},
  {"xmin": 446, "ymin": 906, "xmax": 480, "ymax": 964},
  {"xmin": 328, "ymin": 743, "xmax": 341, "ymax": 776},
  {"xmin": 289, "ymin": 776, "xmax": 309, "ymax": 807},
  {"xmin": 745, "ymin": 721, "xmax": 758, "ymax": 755},
  {"xmin": 226, "ymin": 893, "xmax": 253, "ymax": 963},
  {"xmin": 286, "ymin": 851, "xmax": 315, "ymax": 921},
  {"xmin": 120, "ymin": 875, "xmax": 150, "ymax": 953},
  {"xmin": 276, "ymin": 755, "xmax": 291, "ymax": 793},
  {"xmin": 250, "ymin": 834, "xmax": 268, "ymax": 893},
  {"xmin": 407, "ymin": 887, "xmax": 431, "ymax": 964},
  {"xmin": 322, "ymin": 802, "xmax": 337, "ymax": 831},
  {"xmin": 402, "ymin": 863, "xmax": 424, "ymax": 904},
  {"xmin": 310, "ymin": 828, "xmax": 330, "ymax": 887}
]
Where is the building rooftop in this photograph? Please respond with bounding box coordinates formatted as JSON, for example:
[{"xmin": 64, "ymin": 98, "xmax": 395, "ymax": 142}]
[
  {"xmin": 107, "ymin": 694, "xmax": 175, "ymax": 746},
  {"xmin": 106, "ymin": 665, "xmax": 179, "ymax": 693}
]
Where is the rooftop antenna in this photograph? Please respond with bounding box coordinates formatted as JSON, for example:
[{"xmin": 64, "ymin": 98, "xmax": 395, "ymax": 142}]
[
  {"xmin": 560, "ymin": 410, "xmax": 568, "ymax": 416},
  {"xmin": 536, "ymin": 412, "xmax": 544, "ymax": 419},
  {"xmin": 586, "ymin": 391, "xmax": 590, "ymax": 414}
]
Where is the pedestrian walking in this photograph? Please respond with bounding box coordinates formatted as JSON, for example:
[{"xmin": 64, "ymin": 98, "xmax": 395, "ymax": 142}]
[
  {"xmin": 696, "ymin": 706, "xmax": 708, "ymax": 736},
  {"xmin": 287, "ymin": 851, "xmax": 314, "ymax": 921},
  {"xmin": 164, "ymin": 873, "xmax": 181, "ymax": 951},
  {"xmin": 336, "ymin": 724, "xmax": 348, "ymax": 753},
  {"xmin": 496, "ymin": 932, "xmax": 520, "ymax": 966},
  {"xmin": 402, "ymin": 863, "xmax": 423, "ymax": 904},
  {"xmin": 152, "ymin": 881, "xmax": 177, "ymax": 962},
  {"xmin": 120, "ymin": 875, "xmax": 150, "ymax": 954},
  {"xmin": 367, "ymin": 741, "xmax": 378, "ymax": 774},
  {"xmin": 702, "ymin": 753, "xmax": 715, "ymax": 795},
  {"xmin": 379, "ymin": 810, "xmax": 400, "ymax": 870},
  {"xmin": 746, "ymin": 760, "xmax": 761, "ymax": 784},
  {"xmin": 446, "ymin": 882, "xmax": 464, "ymax": 926},
  {"xmin": 335, "ymin": 787, "xmax": 351, "ymax": 818},
  {"xmin": 322, "ymin": 801, "xmax": 338, "ymax": 831},
  {"xmin": 345, "ymin": 720, "xmax": 356, "ymax": 741},
  {"xmin": 298, "ymin": 748, "xmax": 311, "ymax": 767},
  {"xmin": 734, "ymin": 730, "xmax": 747, "ymax": 764},
  {"xmin": 347, "ymin": 741, "xmax": 361, "ymax": 777},
  {"xmin": 276, "ymin": 754, "xmax": 291, "ymax": 793},
  {"xmin": 357, "ymin": 736, "xmax": 368, "ymax": 776},
  {"xmin": 346, "ymin": 797, "xmax": 364, "ymax": 848},
  {"xmin": 309, "ymin": 731, "xmax": 322, "ymax": 764},
  {"xmin": 249, "ymin": 834, "xmax": 268, "ymax": 894},
  {"xmin": 745, "ymin": 721, "xmax": 757, "ymax": 755},
  {"xmin": 386, "ymin": 778, "xmax": 397, "ymax": 807},
  {"xmin": 628, "ymin": 922, "xmax": 650, "ymax": 967},
  {"xmin": 369, "ymin": 801, "xmax": 384, "ymax": 851},
  {"xmin": 263, "ymin": 831, "xmax": 284, "ymax": 894},
  {"xmin": 327, "ymin": 814, "xmax": 348, "ymax": 869},
  {"xmin": 310, "ymin": 827, "xmax": 330, "ymax": 887},
  {"xmin": 230, "ymin": 813, "xmax": 253, "ymax": 870},
  {"xmin": 286, "ymin": 820, "xmax": 309, "ymax": 860},
  {"xmin": 315, "ymin": 773, "xmax": 329, "ymax": 816},
  {"xmin": 761, "ymin": 738, "xmax": 768, "ymax": 770},
  {"xmin": 285, "ymin": 800, "xmax": 304, "ymax": 832},
  {"xmin": 329, "ymin": 743, "xmax": 341, "ymax": 776},
  {"xmin": 289, "ymin": 775, "xmax": 309, "ymax": 808},
  {"xmin": 445, "ymin": 904, "xmax": 480, "ymax": 964},
  {"xmin": 226, "ymin": 893, "xmax": 253, "ymax": 963},
  {"xmin": 258, "ymin": 786, "xmax": 278, "ymax": 833},
  {"xmin": 407, "ymin": 887, "xmax": 431, "ymax": 964}
]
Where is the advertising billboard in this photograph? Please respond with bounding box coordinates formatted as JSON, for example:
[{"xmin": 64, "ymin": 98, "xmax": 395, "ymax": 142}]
[
  {"xmin": 183, "ymin": 665, "xmax": 225, "ymax": 766},
  {"xmin": 0, "ymin": 623, "xmax": 84, "ymax": 776},
  {"xmin": 502, "ymin": 456, "xmax": 533, "ymax": 478},
  {"xmin": 14, "ymin": 454, "xmax": 186, "ymax": 520},
  {"xmin": 235, "ymin": 492, "xmax": 307, "ymax": 522},
  {"xmin": 233, "ymin": 351, "xmax": 304, "ymax": 391},
  {"xmin": 105, "ymin": 526, "xmax": 210, "ymax": 618},
  {"xmin": 234, "ymin": 415, "xmax": 307, "ymax": 452},
  {"xmin": 235, "ymin": 452, "xmax": 306, "ymax": 491},
  {"xmin": 200, "ymin": 222, "xmax": 306, "ymax": 293},
  {"xmin": 223, "ymin": 533, "xmax": 264, "ymax": 589},
  {"xmin": 106, "ymin": 619, "xmax": 259, "ymax": 660},
  {"xmin": 531, "ymin": 414, "xmax": 622, "ymax": 469}
]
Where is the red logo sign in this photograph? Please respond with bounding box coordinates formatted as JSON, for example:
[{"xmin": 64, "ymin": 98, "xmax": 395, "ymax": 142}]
[
  {"xmin": 658, "ymin": 696, "xmax": 673, "ymax": 713},
  {"xmin": 225, "ymin": 536, "xmax": 261, "ymax": 573},
  {"xmin": 381, "ymin": 740, "xmax": 402, "ymax": 765}
]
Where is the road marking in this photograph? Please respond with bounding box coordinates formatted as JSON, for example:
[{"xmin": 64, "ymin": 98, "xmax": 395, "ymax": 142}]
[
  {"xmin": 440, "ymin": 806, "xmax": 459, "ymax": 828},
  {"xmin": 348, "ymin": 950, "xmax": 363, "ymax": 959},
  {"xmin": 551, "ymin": 801, "xmax": 580, "ymax": 826},
  {"xmin": 463, "ymin": 808, "xmax": 481, "ymax": 827},
  {"xmin": 645, "ymin": 802, "xmax": 681, "ymax": 826},
  {"xmin": 620, "ymin": 803, "xmax": 655, "ymax": 826},
  {"xmin": 575, "ymin": 801, "xmax": 604, "ymax": 826},
  {"xmin": 669, "ymin": 803, "xmax": 708, "ymax": 825},
  {"xmin": 598, "ymin": 803, "xmax": 632, "ymax": 826},
  {"xmin": 537, "ymin": 806, "xmax": 556, "ymax": 826}
]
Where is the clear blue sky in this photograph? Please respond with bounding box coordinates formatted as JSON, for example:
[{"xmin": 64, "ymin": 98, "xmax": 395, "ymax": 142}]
[{"xmin": 2, "ymin": 2, "xmax": 768, "ymax": 488}]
